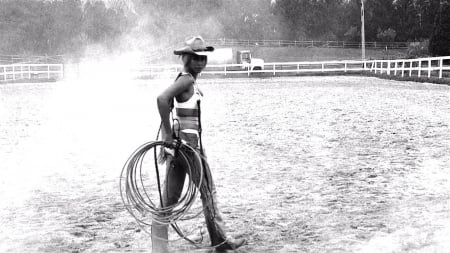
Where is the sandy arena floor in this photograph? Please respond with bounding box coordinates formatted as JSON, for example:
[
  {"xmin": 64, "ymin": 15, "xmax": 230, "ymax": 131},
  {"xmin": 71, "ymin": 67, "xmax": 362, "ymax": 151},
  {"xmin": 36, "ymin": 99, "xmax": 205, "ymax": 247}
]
[{"xmin": 1, "ymin": 76, "xmax": 450, "ymax": 252}]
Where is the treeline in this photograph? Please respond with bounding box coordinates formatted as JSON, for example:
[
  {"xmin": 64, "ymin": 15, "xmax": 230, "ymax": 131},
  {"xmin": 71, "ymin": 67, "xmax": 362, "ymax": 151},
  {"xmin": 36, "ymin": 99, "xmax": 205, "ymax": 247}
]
[
  {"xmin": 0, "ymin": 0, "xmax": 449, "ymax": 57},
  {"xmin": 0, "ymin": 0, "xmax": 130, "ymax": 56},
  {"xmin": 273, "ymin": 0, "xmax": 440, "ymax": 42}
]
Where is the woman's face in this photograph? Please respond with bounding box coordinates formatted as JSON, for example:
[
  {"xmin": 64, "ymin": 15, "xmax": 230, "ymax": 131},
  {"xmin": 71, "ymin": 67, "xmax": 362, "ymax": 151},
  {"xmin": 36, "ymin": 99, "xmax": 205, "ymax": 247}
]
[{"xmin": 185, "ymin": 54, "xmax": 207, "ymax": 73}]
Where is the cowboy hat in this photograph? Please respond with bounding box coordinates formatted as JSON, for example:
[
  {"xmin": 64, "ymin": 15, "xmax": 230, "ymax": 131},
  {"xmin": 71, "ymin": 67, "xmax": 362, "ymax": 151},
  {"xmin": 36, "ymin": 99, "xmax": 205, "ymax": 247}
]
[{"xmin": 173, "ymin": 36, "xmax": 214, "ymax": 56}]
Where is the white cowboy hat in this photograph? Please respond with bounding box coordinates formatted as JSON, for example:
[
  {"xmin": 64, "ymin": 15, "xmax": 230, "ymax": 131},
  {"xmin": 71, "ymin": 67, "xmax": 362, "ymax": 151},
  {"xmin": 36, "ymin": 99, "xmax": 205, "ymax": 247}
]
[{"xmin": 173, "ymin": 36, "xmax": 214, "ymax": 56}]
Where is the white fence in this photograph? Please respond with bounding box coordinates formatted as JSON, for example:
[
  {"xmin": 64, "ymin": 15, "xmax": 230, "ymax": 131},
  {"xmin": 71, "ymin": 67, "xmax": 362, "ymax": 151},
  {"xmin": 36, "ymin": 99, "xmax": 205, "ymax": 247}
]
[
  {"xmin": 139, "ymin": 60, "xmax": 371, "ymax": 77},
  {"xmin": 0, "ymin": 63, "xmax": 64, "ymax": 82},
  {"xmin": 367, "ymin": 56, "xmax": 450, "ymax": 79},
  {"xmin": 139, "ymin": 56, "xmax": 450, "ymax": 79}
]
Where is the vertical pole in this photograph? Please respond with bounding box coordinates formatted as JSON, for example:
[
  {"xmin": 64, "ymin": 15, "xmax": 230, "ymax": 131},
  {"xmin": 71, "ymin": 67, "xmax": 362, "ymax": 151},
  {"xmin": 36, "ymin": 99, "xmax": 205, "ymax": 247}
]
[
  {"xmin": 361, "ymin": 0, "xmax": 366, "ymax": 61},
  {"xmin": 394, "ymin": 61, "xmax": 398, "ymax": 75},
  {"xmin": 322, "ymin": 63, "xmax": 324, "ymax": 72},
  {"xmin": 402, "ymin": 61, "xmax": 405, "ymax": 77},
  {"xmin": 273, "ymin": 64, "xmax": 275, "ymax": 76},
  {"xmin": 345, "ymin": 62, "xmax": 347, "ymax": 72},
  {"xmin": 409, "ymin": 61, "xmax": 412, "ymax": 77},
  {"xmin": 224, "ymin": 64, "xmax": 227, "ymax": 76},
  {"xmin": 297, "ymin": 63, "xmax": 299, "ymax": 73},
  {"xmin": 428, "ymin": 59, "xmax": 431, "ymax": 77},
  {"xmin": 418, "ymin": 60, "xmax": 421, "ymax": 77},
  {"xmin": 387, "ymin": 61, "xmax": 391, "ymax": 75},
  {"xmin": 439, "ymin": 58, "xmax": 443, "ymax": 78}
]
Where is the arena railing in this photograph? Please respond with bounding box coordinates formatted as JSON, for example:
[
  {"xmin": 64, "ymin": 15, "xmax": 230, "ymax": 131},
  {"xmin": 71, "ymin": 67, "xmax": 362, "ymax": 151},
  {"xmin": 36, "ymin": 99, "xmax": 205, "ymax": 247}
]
[
  {"xmin": 139, "ymin": 56, "xmax": 450, "ymax": 78},
  {"xmin": 366, "ymin": 56, "xmax": 450, "ymax": 79},
  {"xmin": 0, "ymin": 63, "xmax": 64, "ymax": 82},
  {"xmin": 139, "ymin": 60, "xmax": 367, "ymax": 77}
]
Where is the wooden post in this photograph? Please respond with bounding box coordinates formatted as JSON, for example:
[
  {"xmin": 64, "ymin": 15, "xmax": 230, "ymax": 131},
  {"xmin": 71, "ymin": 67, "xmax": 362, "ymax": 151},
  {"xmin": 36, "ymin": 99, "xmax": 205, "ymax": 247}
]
[
  {"xmin": 273, "ymin": 64, "xmax": 275, "ymax": 76},
  {"xmin": 409, "ymin": 61, "xmax": 412, "ymax": 77},
  {"xmin": 297, "ymin": 63, "xmax": 299, "ymax": 73},
  {"xmin": 224, "ymin": 65, "xmax": 227, "ymax": 76},
  {"xmin": 322, "ymin": 63, "xmax": 324, "ymax": 72},
  {"xmin": 344, "ymin": 62, "xmax": 347, "ymax": 72},
  {"xmin": 418, "ymin": 60, "xmax": 421, "ymax": 77},
  {"xmin": 394, "ymin": 61, "xmax": 398, "ymax": 75},
  {"xmin": 428, "ymin": 59, "xmax": 431, "ymax": 78},
  {"xmin": 402, "ymin": 61, "xmax": 405, "ymax": 77},
  {"xmin": 439, "ymin": 58, "xmax": 443, "ymax": 78},
  {"xmin": 387, "ymin": 61, "xmax": 391, "ymax": 75}
]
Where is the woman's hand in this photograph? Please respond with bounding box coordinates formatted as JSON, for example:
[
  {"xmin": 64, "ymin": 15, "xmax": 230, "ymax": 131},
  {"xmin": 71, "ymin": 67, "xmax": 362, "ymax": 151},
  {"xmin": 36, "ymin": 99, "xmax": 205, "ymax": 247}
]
[{"xmin": 158, "ymin": 128, "xmax": 175, "ymax": 163}]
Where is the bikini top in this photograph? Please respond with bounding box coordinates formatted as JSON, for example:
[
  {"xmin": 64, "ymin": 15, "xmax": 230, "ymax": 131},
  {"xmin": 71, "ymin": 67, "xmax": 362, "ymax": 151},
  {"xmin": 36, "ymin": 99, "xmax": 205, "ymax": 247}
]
[{"xmin": 174, "ymin": 72, "xmax": 202, "ymax": 110}]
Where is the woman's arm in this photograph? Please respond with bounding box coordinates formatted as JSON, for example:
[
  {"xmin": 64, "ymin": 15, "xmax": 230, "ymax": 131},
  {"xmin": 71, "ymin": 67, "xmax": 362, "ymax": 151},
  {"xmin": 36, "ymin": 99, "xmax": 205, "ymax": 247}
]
[{"xmin": 157, "ymin": 75, "xmax": 194, "ymax": 142}]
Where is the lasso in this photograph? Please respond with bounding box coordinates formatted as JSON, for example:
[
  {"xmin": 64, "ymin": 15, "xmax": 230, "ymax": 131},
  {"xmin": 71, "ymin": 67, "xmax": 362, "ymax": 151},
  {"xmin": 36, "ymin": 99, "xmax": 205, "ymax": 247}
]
[{"xmin": 119, "ymin": 139, "xmax": 205, "ymax": 244}]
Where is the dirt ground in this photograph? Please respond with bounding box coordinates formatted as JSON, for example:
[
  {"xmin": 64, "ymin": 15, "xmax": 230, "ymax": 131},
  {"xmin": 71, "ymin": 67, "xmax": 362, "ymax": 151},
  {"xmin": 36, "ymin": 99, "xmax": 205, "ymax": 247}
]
[{"xmin": 1, "ymin": 76, "xmax": 450, "ymax": 252}]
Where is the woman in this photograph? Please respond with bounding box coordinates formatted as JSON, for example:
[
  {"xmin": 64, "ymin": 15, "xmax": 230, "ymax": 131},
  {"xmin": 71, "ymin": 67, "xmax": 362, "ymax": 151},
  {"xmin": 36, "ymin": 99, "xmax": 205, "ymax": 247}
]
[{"xmin": 152, "ymin": 36, "xmax": 246, "ymax": 252}]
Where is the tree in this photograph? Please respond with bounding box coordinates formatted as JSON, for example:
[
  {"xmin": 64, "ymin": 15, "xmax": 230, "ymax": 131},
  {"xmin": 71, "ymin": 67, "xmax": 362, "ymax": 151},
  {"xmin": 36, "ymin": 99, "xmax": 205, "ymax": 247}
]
[{"xmin": 429, "ymin": 1, "xmax": 450, "ymax": 56}]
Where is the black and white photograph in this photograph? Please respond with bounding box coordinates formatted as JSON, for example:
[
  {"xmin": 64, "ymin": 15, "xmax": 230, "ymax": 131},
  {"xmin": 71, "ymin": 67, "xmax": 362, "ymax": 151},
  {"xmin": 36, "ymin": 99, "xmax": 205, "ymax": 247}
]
[{"xmin": 1, "ymin": 0, "xmax": 450, "ymax": 252}]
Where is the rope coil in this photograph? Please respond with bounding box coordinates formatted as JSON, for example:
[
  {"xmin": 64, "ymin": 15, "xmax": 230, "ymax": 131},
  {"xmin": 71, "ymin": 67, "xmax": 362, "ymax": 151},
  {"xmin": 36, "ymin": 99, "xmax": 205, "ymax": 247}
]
[{"xmin": 120, "ymin": 140, "xmax": 203, "ymax": 226}]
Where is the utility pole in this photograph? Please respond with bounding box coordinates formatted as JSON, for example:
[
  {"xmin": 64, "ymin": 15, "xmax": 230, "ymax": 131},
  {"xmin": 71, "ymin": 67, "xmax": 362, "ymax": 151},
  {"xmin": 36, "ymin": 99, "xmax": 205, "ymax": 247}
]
[{"xmin": 361, "ymin": 0, "xmax": 366, "ymax": 60}]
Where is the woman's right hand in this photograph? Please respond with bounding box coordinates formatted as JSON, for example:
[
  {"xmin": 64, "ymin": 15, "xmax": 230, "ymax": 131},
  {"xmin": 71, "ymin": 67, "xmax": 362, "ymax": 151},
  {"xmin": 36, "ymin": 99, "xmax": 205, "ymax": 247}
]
[{"xmin": 158, "ymin": 128, "xmax": 175, "ymax": 163}]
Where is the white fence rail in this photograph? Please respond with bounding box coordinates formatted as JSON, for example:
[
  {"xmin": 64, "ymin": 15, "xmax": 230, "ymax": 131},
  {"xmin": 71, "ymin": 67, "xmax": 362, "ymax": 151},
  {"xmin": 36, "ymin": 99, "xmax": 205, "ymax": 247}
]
[
  {"xmin": 366, "ymin": 56, "xmax": 450, "ymax": 79},
  {"xmin": 139, "ymin": 56, "xmax": 450, "ymax": 79},
  {"xmin": 0, "ymin": 63, "xmax": 64, "ymax": 82},
  {"xmin": 139, "ymin": 60, "xmax": 371, "ymax": 77}
]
